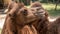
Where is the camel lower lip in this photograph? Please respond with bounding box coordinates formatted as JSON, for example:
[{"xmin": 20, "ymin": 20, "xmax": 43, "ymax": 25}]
[{"xmin": 25, "ymin": 17, "xmax": 37, "ymax": 23}]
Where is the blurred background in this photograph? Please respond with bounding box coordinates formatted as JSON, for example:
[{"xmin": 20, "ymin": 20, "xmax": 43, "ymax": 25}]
[{"xmin": 0, "ymin": 0, "xmax": 60, "ymax": 34}]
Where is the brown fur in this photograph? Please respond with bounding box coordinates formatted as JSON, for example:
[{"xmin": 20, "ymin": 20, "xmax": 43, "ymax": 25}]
[
  {"xmin": 6, "ymin": 1, "xmax": 24, "ymax": 13},
  {"xmin": 48, "ymin": 17, "xmax": 60, "ymax": 34},
  {"xmin": 30, "ymin": 1, "xmax": 42, "ymax": 7},
  {"xmin": 1, "ymin": 3, "xmax": 38, "ymax": 34},
  {"xmin": 2, "ymin": 1, "xmax": 60, "ymax": 34},
  {"xmin": 30, "ymin": 2, "xmax": 60, "ymax": 34},
  {"xmin": 30, "ymin": 2, "xmax": 49, "ymax": 34}
]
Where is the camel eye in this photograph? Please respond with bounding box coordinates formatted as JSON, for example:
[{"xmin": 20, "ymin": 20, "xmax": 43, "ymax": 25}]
[{"xmin": 36, "ymin": 7, "xmax": 41, "ymax": 11}]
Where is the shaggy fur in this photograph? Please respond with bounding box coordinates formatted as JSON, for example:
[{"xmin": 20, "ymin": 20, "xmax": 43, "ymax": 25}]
[
  {"xmin": 1, "ymin": 3, "xmax": 38, "ymax": 34},
  {"xmin": 6, "ymin": 1, "xmax": 24, "ymax": 13},
  {"xmin": 30, "ymin": 2, "xmax": 49, "ymax": 34},
  {"xmin": 30, "ymin": 2, "xmax": 60, "ymax": 34},
  {"xmin": 2, "ymin": 1, "xmax": 60, "ymax": 34},
  {"xmin": 48, "ymin": 17, "xmax": 60, "ymax": 34}
]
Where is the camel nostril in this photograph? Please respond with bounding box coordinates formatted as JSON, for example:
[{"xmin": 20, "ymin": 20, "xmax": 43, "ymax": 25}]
[
  {"xmin": 22, "ymin": 10, "xmax": 28, "ymax": 16},
  {"xmin": 31, "ymin": 9, "xmax": 35, "ymax": 11}
]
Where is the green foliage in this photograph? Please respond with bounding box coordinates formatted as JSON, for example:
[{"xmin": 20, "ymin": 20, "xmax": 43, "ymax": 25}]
[
  {"xmin": 40, "ymin": 0, "xmax": 47, "ymax": 3},
  {"xmin": 40, "ymin": 0, "xmax": 59, "ymax": 3},
  {"xmin": 42, "ymin": 3, "xmax": 60, "ymax": 17},
  {"xmin": 19, "ymin": 0, "xmax": 30, "ymax": 5},
  {"xmin": 32, "ymin": 0, "xmax": 39, "ymax": 2},
  {"xmin": 27, "ymin": 3, "xmax": 60, "ymax": 17}
]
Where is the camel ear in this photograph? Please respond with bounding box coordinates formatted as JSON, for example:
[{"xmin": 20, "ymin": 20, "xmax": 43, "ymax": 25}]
[
  {"xmin": 45, "ymin": 11, "xmax": 48, "ymax": 17},
  {"xmin": 30, "ymin": 1, "xmax": 42, "ymax": 7},
  {"xmin": 18, "ymin": 2, "xmax": 25, "ymax": 8}
]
